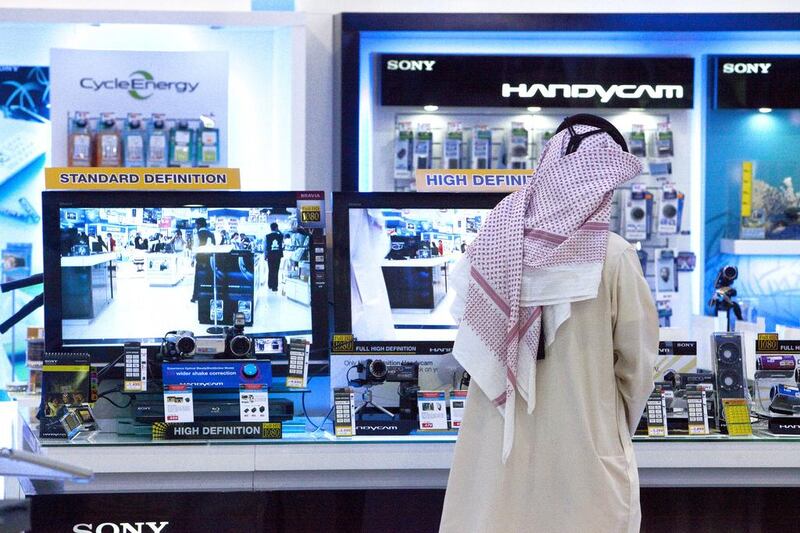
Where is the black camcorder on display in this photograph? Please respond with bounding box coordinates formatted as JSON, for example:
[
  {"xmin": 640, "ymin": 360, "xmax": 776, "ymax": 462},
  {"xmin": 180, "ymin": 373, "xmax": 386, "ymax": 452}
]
[
  {"xmin": 224, "ymin": 312, "xmax": 254, "ymax": 359},
  {"xmin": 160, "ymin": 331, "xmax": 196, "ymax": 361}
]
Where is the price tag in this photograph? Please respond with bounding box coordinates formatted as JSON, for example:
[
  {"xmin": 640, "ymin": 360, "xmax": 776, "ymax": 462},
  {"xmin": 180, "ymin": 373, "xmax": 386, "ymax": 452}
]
[
  {"xmin": 646, "ymin": 391, "xmax": 668, "ymax": 437},
  {"xmin": 722, "ymin": 398, "xmax": 753, "ymax": 436},
  {"xmin": 286, "ymin": 340, "xmax": 310, "ymax": 389},
  {"xmin": 333, "ymin": 388, "xmax": 355, "ymax": 437},
  {"xmin": 686, "ymin": 390, "xmax": 710, "ymax": 435}
]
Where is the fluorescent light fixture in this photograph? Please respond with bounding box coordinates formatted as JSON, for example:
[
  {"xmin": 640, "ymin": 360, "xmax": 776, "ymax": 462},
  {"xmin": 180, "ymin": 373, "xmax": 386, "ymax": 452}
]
[
  {"xmin": 526, "ymin": 106, "xmax": 542, "ymax": 113},
  {"xmin": 423, "ymin": 105, "xmax": 439, "ymax": 112},
  {"xmin": 758, "ymin": 107, "xmax": 772, "ymax": 114},
  {"xmin": 629, "ymin": 107, "xmax": 645, "ymax": 112}
]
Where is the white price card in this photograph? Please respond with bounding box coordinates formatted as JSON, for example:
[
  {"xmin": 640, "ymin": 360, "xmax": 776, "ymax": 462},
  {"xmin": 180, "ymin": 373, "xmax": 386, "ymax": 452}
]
[{"xmin": 164, "ymin": 385, "xmax": 193, "ymax": 423}]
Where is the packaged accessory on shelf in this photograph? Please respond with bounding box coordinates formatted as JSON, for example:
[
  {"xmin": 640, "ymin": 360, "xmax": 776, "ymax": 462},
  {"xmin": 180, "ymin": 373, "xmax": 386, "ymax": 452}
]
[
  {"xmin": 471, "ymin": 126, "xmax": 492, "ymax": 169},
  {"xmin": 444, "ymin": 121, "xmax": 463, "ymax": 169},
  {"xmin": 196, "ymin": 114, "xmax": 220, "ymax": 167},
  {"xmin": 394, "ymin": 121, "xmax": 414, "ymax": 179},
  {"xmin": 169, "ymin": 119, "xmax": 195, "ymax": 167},
  {"xmin": 122, "ymin": 113, "xmax": 146, "ymax": 167},
  {"xmin": 629, "ymin": 124, "xmax": 646, "ymax": 157},
  {"xmin": 508, "ymin": 122, "xmax": 529, "ymax": 170},
  {"xmin": 414, "ymin": 123, "xmax": 433, "ymax": 170},
  {"xmin": 94, "ymin": 112, "xmax": 121, "ymax": 167},
  {"xmin": 67, "ymin": 111, "xmax": 93, "ymax": 167},
  {"xmin": 623, "ymin": 184, "xmax": 652, "ymax": 241},
  {"xmin": 147, "ymin": 113, "xmax": 168, "ymax": 167},
  {"xmin": 656, "ymin": 122, "xmax": 674, "ymax": 157},
  {"xmin": 658, "ymin": 184, "xmax": 684, "ymax": 235},
  {"xmin": 656, "ymin": 249, "xmax": 678, "ymax": 296}
]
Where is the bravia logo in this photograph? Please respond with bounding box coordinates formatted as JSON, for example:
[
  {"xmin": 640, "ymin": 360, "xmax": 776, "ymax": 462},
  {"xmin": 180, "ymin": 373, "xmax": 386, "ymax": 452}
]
[
  {"xmin": 501, "ymin": 83, "xmax": 684, "ymax": 103},
  {"xmin": 386, "ymin": 59, "xmax": 436, "ymax": 71},
  {"xmin": 722, "ymin": 63, "xmax": 772, "ymax": 74},
  {"xmin": 79, "ymin": 71, "xmax": 199, "ymax": 99},
  {"xmin": 73, "ymin": 522, "xmax": 169, "ymax": 533}
]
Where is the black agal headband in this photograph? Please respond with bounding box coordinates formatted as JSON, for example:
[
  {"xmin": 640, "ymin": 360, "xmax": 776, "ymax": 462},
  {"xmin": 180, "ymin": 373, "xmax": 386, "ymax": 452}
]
[{"xmin": 555, "ymin": 113, "xmax": 628, "ymax": 155}]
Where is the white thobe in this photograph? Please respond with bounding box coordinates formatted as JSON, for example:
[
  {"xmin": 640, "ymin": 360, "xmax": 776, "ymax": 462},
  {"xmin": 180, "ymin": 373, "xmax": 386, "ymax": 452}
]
[{"xmin": 440, "ymin": 233, "xmax": 658, "ymax": 533}]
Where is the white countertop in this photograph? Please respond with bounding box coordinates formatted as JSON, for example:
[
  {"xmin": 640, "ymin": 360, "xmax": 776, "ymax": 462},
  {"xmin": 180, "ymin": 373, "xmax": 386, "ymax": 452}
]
[
  {"xmin": 40, "ymin": 431, "xmax": 800, "ymax": 493},
  {"xmin": 60, "ymin": 252, "xmax": 117, "ymax": 267},
  {"xmin": 382, "ymin": 257, "xmax": 450, "ymax": 268}
]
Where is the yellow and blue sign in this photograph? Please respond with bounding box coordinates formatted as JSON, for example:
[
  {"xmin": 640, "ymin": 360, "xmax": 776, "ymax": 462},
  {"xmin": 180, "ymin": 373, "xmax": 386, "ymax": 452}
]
[
  {"xmin": 415, "ymin": 169, "xmax": 533, "ymax": 192},
  {"xmin": 45, "ymin": 167, "xmax": 241, "ymax": 190}
]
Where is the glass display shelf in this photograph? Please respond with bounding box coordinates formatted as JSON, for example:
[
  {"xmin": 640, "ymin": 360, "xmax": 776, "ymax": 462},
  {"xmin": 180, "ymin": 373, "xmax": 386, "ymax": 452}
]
[
  {"xmin": 38, "ymin": 417, "xmax": 461, "ymax": 447},
  {"xmin": 37, "ymin": 419, "xmax": 800, "ymax": 447},
  {"xmin": 720, "ymin": 238, "xmax": 800, "ymax": 255}
]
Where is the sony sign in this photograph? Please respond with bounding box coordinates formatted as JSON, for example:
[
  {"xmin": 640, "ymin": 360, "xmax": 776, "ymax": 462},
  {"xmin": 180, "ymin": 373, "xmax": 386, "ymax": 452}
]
[
  {"xmin": 722, "ymin": 62, "xmax": 772, "ymax": 74},
  {"xmin": 501, "ymin": 83, "xmax": 684, "ymax": 103},
  {"xmin": 73, "ymin": 522, "xmax": 169, "ymax": 533},
  {"xmin": 386, "ymin": 59, "xmax": 436, "ymax": 71}
]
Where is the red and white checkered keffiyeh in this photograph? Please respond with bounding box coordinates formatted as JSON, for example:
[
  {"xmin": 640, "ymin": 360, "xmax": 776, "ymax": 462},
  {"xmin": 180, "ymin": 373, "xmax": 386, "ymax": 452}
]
[{"xmin": 450, "ymin": 125, "xmax": 642, "ymax": 461}]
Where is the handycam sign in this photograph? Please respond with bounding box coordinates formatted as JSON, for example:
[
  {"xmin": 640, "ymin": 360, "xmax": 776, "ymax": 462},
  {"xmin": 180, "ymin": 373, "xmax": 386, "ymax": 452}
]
[{"xmin": 381, "ymin": 54, "xmax": 694, "ymax": 109}]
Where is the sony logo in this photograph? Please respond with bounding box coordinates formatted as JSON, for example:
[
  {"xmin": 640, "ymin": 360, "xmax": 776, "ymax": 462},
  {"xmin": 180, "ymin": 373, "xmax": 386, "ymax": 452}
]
[
  {"xmin": 501, "ymin": 83, "xmax": 684, "ymax": 103},
  {"xmin": 73, "ymin": 522, "xmax": 169, "ymax": 533},
  {"xmin": 386, "ymin": 59, "xmax": 436, "ymax": 72},
  {"xmin": 722, "ymin": 62, "xmax": 772, "ymax": 74}
]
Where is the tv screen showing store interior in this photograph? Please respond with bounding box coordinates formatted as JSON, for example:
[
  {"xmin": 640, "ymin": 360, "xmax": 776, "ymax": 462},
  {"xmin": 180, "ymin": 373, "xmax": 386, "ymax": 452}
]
[
  {"xmin": 348, "ymin": 207, "xmax": 493, "ymax": 341},
  {"xmin": 55, "ymin": 204, "xmax": 316, "ymax": 346}
]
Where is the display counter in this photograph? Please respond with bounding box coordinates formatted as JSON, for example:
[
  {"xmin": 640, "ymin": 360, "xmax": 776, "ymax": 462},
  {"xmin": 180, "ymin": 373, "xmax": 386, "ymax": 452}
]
[
  {"xmin": 60, "ymin": 253, "xmax": 116, "ymax": 320},
  {"xmin": 381, "ymin": 257, "xmax": 449, "ymax": 310},
  {"xmin": 145, "ymin": 252, "xmax": 184, "ymax": 287},
  {"xmin": 37, "ymin": 422, "xmax": 800, "ymax": 494}
]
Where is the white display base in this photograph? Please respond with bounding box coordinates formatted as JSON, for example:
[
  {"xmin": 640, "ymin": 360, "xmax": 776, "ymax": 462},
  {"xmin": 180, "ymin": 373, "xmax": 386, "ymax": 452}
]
[
  {"xmin": 720, "ymin": 238, "xmax": 800, "ymax": 256},
  {"xmin": 40, "ymin": 436, "xmax": 800, "ymax": 493}
]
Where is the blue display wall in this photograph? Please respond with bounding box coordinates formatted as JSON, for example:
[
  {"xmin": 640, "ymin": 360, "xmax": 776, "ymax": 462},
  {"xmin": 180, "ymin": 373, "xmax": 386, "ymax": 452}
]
[{"xmin": 704, "ymin": 109, "xmax": 800, "ymax": 330}]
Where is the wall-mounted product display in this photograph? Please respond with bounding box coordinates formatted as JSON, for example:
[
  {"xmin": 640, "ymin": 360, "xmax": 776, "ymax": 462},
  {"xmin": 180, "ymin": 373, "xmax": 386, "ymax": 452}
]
[
  {"xmin": 2, "ymin": 14, "xmax": 319, "ymax": 376},
  {"xmin": 706, "ymin": 55, "xmax": 800, "ymax": 331},
  {"xmin": 66, "ymin": 113, "xmax": 221, "ymax": 169},
  {"xmin": 369, "ymin": 53, "xmax": 693, "ymax": 192},
  {"xmin": 351, "ymin": 51, "xmax": 698, "ymax": 330},
  {"xmin": 51, "ymin": 49, "xmax": 229, "ymax": 169},
  {"xmin": 0, "ymin": 65, "xmax": 49, "ymax": 362}
]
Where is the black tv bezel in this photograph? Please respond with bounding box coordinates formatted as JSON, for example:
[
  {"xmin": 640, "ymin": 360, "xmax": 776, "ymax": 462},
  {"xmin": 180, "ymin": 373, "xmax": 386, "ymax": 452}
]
[
  {"xmin": 332, "ymin": 191, "xmax": 508, "ymax": 338},
  {"xmin": 42, "ymin": 190, "xmax": 329, "ymax": 367}
]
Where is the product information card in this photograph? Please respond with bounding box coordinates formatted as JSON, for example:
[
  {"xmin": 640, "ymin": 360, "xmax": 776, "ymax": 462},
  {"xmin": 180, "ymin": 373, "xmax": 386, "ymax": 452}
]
[
  {"xmin": 239, "ymin": 384, "xmax": 269, "ymax": 422},
  {"xmin": 449, "ymin": 390, "xmax": 468, "ymax": 429},
  {"xmin": 418, "ymin": 391, "xmax": 448, "ymax": 430},
  {"xmin": 164, "ymin": 384, "xmax": 194, "ymax": 423}
]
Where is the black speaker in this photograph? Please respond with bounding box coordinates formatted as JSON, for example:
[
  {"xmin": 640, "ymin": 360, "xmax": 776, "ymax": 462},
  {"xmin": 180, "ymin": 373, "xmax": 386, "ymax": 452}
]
[{"xmin": 712, "ymin": 332, "xmax": 748, "ymax": 425}]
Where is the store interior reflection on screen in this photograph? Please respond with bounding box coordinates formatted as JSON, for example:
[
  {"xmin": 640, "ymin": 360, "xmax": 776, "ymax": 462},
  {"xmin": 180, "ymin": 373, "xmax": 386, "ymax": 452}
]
[
  {"xmin": 58, "ymin": 206, "xmax": 313, "ymax": 343},
  {"xmin": 349, "ymin": 207, "xmax": 489, "ymax": 341}
]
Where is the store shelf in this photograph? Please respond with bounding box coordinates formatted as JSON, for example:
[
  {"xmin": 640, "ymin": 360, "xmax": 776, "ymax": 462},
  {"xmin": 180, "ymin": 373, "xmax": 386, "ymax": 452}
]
[{"xmin": 720, "ymin": 239, "xmax": 800, "ymax": 256}]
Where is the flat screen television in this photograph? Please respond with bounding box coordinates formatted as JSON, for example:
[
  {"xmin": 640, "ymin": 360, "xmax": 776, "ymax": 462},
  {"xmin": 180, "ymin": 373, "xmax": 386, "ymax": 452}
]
[
  {"xmin": 42, "ymin": 190, "xmax": 328, "ymax": 367},
  {"xmin": 333, "ymin": 192, "xmax": 507, "ymax": 342}
]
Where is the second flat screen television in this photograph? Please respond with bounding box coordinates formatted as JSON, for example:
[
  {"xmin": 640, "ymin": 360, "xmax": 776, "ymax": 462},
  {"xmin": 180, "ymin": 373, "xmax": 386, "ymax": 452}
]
[{"xmin": 333, "ymin": 192, "xmax": 507, "ymax": 342}]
